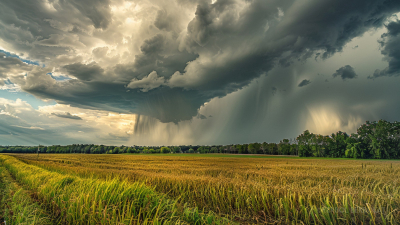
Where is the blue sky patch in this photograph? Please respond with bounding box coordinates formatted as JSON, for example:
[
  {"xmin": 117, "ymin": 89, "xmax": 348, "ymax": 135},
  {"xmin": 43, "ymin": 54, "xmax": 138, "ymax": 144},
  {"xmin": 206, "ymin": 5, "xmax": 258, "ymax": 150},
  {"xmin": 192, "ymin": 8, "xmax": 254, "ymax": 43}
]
[
  {"xmin": 0, "ymin": 49, "xmax": 42, "ymax": 66},
  {"xmin": 0, "ymin": 90, "xmax": 56, "ymax": 109},
  {"xmin": 47, "ymin": 73, "xmax": 71, "ymax": 81}
]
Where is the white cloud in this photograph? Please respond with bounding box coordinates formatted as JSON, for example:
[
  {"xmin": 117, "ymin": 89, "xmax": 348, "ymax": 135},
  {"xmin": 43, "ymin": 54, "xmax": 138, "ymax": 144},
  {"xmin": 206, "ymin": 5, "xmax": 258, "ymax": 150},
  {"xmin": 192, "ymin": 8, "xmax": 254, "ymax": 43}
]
[
  {"xmin": 11, "ymin": 125, "xmax": 45, "ymax": 130},
  {"xmin": 127, "ymin": 71, "xmax": 165, "ymax": 92},
  {"xmin": 0, "ymin": 98, "xmax": 33, "ymax": 113}
]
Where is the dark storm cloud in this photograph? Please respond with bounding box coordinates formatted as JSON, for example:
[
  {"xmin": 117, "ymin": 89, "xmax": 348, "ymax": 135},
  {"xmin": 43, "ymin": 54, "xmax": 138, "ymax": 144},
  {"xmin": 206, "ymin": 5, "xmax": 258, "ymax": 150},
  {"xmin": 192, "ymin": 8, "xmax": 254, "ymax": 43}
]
[
  {"xmin": 369, "ymin": 20, "xmax": 400, "ymax": 79},
  {"xmin": 167, "ymin": 0, "xmax": 400, "ymax": 97},
  {"xmin": 114, "ymin": 34, "xmax": 198, "ymax": 82},
  {"xmin": 51, "ymin": 112, "xmax": 82, "ymax": 120},
  {"xmin": 1, "ymin": 0, "xmax": 400, "ymax": 124},
  {"xmin": 332, "ymin": 65, "xmax": 358, "ymax": 80},
  {"xmin": 64, "ymin": 63, "xmax": 105, "ymax": 81},
  {"xmin": 0, "ymin": 0, "xmax": 114, "ymax": 65},
  {"xmin": 298, "ymin": 79, "xmax": 311, "ymax": 87},
  {"xmin": 24, "ymin": 78, "xmax": 205, "ymax": 123},
  {"xmin": 154, "ymin": 10, "xmax": 175, "ymax": 31},
  {"xmin": 68, "ymin": 0, "xmax": 112, "ymax": 29},
  {"xmin": 140, "ymin": 35, "xmax": 165, "ymax": 55},
  {"xmin": 386, "ymin": 20, "xmax": 400, "ymax": 36}
]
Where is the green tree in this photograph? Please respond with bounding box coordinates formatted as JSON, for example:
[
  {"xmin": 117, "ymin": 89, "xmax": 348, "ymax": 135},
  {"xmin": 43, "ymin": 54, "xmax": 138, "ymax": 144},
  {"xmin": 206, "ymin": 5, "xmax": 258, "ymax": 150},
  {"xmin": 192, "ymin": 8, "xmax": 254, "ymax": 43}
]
[
  {"xmin": 278, "ymin": 139, "xmax": 291, "ymax": 155},
  {"xmin": 160, "ymin": 147, "xmax": 171, "ymax": 153},
  {"xmin": 173, "ymin": 146, "xmax": 181, "ymax": 153},
  {"xmin": 297, "ymin": 130, "xmax": 313, "ymax": 157},
  {"xmin": 248, "ymin": 143, "xmax": 257, "ymax": 154},
  {"xmin": 113, "ymin": 147, "xmax": 120, "ymax": 154}
]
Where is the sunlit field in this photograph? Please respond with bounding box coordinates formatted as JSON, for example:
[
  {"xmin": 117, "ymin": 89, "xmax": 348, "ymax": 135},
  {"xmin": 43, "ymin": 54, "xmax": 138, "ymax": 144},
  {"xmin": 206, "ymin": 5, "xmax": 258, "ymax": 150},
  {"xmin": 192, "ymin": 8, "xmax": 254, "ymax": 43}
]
[{"xmin": 1, "ymin": 154, "xmax": 400, "ymax": 224}]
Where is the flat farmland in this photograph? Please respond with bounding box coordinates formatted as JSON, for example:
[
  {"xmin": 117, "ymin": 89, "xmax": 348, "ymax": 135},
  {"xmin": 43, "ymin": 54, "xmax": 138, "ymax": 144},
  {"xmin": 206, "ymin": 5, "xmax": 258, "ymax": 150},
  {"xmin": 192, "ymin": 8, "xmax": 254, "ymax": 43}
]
[{"xmin": 1, "ymin": 154, "xmax": 400, "ymax": 224}]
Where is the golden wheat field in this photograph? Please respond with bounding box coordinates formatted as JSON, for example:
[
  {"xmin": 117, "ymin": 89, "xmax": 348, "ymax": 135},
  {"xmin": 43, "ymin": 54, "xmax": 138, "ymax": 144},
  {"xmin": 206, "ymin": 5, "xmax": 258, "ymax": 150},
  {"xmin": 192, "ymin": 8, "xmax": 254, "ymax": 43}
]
[{"xmin": 1, "ymin": 153, "xmax": 400, "ymax": 224}]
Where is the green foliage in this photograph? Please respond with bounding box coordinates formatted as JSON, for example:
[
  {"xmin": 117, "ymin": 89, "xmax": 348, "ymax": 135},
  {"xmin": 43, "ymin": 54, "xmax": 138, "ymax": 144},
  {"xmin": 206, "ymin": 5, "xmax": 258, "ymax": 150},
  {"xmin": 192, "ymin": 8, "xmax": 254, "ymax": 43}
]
[
  {"xmin": 248, "ymin": 143, "xmax": 260, "ymax": 154},
  {"xmin": 278, "ymin": 139, "xmax": 291, "ymax": 155},
  {"xmin": 296, "ymin": 120, "xmax": 400, "ymax": 159},
  {"xmin": 173, "ymin": 146, "xmax": 181, "ymax": 153},
  {"xmin": 0, "ymin": 155, "xmax": 229, "ymax": 225},
  {"xmin": 160, "ymin": 147, "xmax": 171, "ymax": 153},
  {"xmin": 0, "ymin": 167, "xmax": 52, "ymax": 225},
  {"xmin": 210, "ymin": 147, "xmax": 218, "ymax": 153}
]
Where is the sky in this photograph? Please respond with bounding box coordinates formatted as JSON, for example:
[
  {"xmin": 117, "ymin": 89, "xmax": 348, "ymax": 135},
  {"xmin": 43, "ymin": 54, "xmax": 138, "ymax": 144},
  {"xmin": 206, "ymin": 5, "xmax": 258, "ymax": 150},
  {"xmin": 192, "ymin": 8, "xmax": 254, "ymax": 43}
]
[{"xmin": 0, "ymin": 0, "xmax": 400, "ymax": 146}]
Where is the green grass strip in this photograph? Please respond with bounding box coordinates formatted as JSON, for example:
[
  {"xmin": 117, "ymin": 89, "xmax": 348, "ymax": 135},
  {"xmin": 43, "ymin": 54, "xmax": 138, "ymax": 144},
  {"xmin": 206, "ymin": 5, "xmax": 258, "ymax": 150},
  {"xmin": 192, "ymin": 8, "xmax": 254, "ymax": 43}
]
[
  {"xmin": 0, "ymin": 167, "xmax": 53, "ymax": 225},
  {"xmin": 0, "ymin": 155, "xmax": 232, "ymax": 225}
]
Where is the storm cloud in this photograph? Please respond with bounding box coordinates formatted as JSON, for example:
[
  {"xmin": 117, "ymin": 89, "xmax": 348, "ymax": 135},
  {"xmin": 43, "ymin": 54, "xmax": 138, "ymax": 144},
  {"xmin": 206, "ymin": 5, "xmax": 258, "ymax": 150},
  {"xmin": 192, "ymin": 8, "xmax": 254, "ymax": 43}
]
[
  {"xmin": 0, "ymin": 0, "xmax": 400, "ymax": 145},
  {"xmin": 369, "ymin": 20, "xmax": 400, "ymax": 79},
  {"xmin": 298, "ymin": 79, "xmax": 311, "ymax": 87},
  {"xmin": 332, "ymin": 65, "xmax": 358, "ymax": 80},
  {"xmin": 51, "ymin": 112, "xmax": 82, "ymax": 120}
]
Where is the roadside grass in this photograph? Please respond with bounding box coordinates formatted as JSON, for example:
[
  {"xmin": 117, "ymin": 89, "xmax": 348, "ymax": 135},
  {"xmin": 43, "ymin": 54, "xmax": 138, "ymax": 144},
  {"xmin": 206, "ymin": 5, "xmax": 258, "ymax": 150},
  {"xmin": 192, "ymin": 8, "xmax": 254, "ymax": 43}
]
[
  {"xmin": 0, "ymin": 155, "xmax": 231, "ymax": 225},
  {"xmin": 0, "ymin": 166, "xmax": 52, "ymax": 225}
]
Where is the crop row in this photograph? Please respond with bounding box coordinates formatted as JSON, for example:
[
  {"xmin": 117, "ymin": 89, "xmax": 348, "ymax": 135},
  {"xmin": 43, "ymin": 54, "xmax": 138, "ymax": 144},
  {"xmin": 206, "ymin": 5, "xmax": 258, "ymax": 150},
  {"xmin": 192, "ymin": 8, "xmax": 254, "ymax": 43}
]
[
  {"xmin": 11, "ymin": 154, "xmax": 400, "ymax": 224},
  {"xmin": 0, "ymin": 155, "xmax": 228, "ymax": 225}
]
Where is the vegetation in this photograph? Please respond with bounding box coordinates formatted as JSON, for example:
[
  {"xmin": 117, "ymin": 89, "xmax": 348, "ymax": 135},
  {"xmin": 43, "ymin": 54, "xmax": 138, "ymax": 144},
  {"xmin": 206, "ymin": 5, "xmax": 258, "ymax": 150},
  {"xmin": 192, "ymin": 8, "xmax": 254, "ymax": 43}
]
[
  {"xmin": 296, "ymin": 120, "xmax": 400, "ymax": 159},
  {"xmin": 0, "ymin": 164, "xmax": 52, "ymax": 225},
  {"xmin": 2, "ymin": 120, "xmax": 399, "ymax": 159},
  {"xmin": 1, "ymin": 153, "xmax": 398, "ymax": 224},
  {"xmin": 0, "ymin": 155, "xmax": 228, "ymax": 224}
]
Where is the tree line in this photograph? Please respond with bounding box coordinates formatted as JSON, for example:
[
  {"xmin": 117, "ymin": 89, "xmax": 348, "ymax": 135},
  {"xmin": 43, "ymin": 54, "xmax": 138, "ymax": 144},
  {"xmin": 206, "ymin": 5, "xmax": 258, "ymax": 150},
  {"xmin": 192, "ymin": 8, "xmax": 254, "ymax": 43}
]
[
  {"xmin": 0, "ymin": 142, "xmax": 297, "ymax": 155},
  {"xmin": 1, "ymin": 120, "xmax": 399, "ymax": 159},
  {"xmin": 0, "ymin": 141, "xmax": 299, "ymax": 156},
  {"xmin": 297, "ymin": 120, "xmax": 400, "ymax": 159}
]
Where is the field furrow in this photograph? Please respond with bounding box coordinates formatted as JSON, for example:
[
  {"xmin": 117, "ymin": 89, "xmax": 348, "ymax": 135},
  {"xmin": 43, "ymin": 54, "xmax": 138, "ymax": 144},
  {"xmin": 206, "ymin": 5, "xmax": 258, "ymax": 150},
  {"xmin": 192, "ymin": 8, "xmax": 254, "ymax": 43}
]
[
  {"xmin": 0, "ymin": 155, "xmax": 230, "ymax": 225},
  {"xmin": 0, "ymin": 165, "xmax": 53, "ymax": 225}
]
